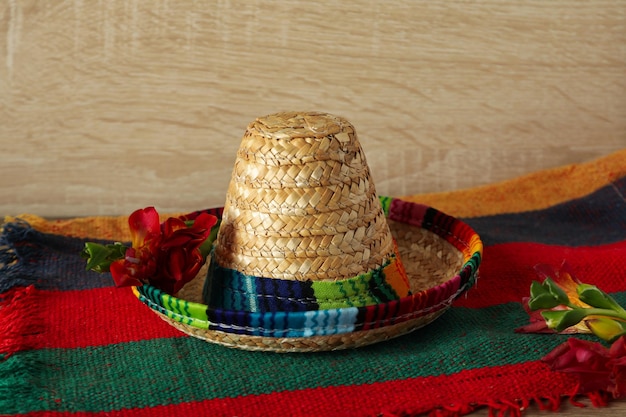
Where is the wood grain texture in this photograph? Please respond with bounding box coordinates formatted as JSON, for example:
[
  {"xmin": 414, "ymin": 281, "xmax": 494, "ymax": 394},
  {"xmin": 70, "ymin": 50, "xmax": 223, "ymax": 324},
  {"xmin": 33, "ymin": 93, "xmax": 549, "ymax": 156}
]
[{"xmin": 0, "ymin": 0, "xmax": 625, "ymax": 217}]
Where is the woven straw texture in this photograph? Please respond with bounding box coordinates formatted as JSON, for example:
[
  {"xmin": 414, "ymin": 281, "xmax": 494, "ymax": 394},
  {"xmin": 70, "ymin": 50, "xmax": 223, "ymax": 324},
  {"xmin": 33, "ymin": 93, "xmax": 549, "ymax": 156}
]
[{"xmin": 215, "ymin": 112, "xmax": 394, "ymax": 281}]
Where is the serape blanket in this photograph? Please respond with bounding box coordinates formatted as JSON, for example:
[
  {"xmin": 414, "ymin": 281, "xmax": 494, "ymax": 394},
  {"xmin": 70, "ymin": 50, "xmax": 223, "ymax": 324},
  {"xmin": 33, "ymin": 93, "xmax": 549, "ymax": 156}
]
[{"xmin": 1, "ymin": 149, "xmax": 625, "ymax": 417}]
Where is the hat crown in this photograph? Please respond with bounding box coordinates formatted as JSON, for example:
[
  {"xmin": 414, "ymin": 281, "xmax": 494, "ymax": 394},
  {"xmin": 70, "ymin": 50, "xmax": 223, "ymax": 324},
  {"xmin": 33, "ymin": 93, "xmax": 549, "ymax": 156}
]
[{"xmin": 214, "ymin": 111, "xmax": 397, "ymax": 280}]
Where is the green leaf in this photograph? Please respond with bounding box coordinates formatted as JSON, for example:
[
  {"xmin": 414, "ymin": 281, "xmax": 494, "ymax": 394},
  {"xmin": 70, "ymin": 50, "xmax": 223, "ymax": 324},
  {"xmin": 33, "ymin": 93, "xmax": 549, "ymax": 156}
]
[
  {"xmin": 541, "ymin": 308, "xmax": 588, "ymax": 332},
  {"xmin": 543, "ymin": 278, "xmax": 571, "ymax": 305},
  {"xmin": 529, "ymin": 281, "xmax": 547, "ymax": 299},
  {"xmin": 82, "ymin": 243, "xmax": 110, "ymax": 272},
  {"xmin": 82, "ymin": 242, "xmax": 127, "ymax": 273},
  {"xmin": 528, "ymin": 293, "xmax": 563, "ymax": 310},
  {"xmin": 527, "ymin": 278, "xmax": 571, "ymax": 310},
  {"xmin": 577, "ymin": 284, "xmax": 626, "ymax": 312}
]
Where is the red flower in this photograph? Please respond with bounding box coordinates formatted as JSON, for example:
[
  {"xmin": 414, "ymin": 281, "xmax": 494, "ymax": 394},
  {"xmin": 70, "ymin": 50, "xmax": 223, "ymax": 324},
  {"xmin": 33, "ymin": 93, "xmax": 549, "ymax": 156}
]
[
  {"xmin": 109, "ymin": 207, "xmax": 218, "ymax": 294},
  {"xmin": 543, "ymin": 335, "xmax": 626, "ymax": 398},
  {"xmin": 516, "ymin": 262, "xmax": 592, "ymax": 335},
  {"xmin": 516, "ymin": 299, "xmax": 582, "ymax": 334},
  {"xmin": 609, "ymin": 336, "xmax": 626, "ymax": 397}
]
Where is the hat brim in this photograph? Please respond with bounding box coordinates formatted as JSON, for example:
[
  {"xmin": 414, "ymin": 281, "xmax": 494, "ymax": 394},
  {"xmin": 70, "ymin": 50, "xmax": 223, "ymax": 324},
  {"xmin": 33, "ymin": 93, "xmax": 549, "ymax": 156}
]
[{"xmin": 133, "ymin": 198, "xmax": 482, "ymax": 352}]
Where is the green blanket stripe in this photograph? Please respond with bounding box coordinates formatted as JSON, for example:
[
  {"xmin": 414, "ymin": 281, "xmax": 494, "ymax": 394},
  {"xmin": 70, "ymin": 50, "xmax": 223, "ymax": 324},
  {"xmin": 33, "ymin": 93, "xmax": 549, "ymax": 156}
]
[
  {"xmin": 0, "ymin": 353, "xmax": 47, "ymax": 415},
  {"xmin": 4, "ymin": 294, "xmax": 622, "ymax": 414}
]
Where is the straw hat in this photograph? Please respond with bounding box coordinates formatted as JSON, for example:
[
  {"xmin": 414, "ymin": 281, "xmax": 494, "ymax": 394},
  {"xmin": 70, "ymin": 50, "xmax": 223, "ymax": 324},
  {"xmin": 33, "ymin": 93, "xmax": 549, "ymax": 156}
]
[{"xmin": 134, "ymin": 111, "xmax": 482, "ymax": 352}]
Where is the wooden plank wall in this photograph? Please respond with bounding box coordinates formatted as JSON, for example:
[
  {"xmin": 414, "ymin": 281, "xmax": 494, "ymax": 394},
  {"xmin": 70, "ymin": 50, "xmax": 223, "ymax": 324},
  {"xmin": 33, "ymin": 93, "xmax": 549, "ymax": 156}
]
[{"xmin": 1, "ymin": 0, "xmax": 624, "ymax": 217}]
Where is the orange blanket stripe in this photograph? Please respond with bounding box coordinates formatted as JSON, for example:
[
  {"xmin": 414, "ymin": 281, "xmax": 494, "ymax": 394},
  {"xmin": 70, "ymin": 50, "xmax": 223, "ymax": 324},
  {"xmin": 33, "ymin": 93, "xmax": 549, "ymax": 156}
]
[{"xmin": 5, "ymin": 149, "xmax": 625, "ymax": 241}]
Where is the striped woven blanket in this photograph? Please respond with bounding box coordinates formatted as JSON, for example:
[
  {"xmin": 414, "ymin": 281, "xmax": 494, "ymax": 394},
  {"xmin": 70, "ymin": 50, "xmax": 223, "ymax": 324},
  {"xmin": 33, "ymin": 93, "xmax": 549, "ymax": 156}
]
[{"xmin": 1, "ymin": 149, "xmax": 625, "ymax": 417}]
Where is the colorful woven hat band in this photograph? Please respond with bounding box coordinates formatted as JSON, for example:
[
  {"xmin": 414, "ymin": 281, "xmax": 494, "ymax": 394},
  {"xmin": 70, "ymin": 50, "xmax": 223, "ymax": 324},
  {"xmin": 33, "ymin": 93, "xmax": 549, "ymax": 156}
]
[
  {"xmin": 132, "ymin": 197, "xmax": 482, "ymax": 340},
  {"xmin": 203, "ymin": 243, "xmax": 411, "ymax": 313}
]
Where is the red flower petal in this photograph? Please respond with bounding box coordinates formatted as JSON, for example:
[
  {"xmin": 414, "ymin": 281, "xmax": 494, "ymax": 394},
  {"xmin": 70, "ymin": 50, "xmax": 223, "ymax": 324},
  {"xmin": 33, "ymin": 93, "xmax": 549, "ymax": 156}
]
[
  {"xmin": 109, "ymin": 259, "xmax": 143, "ymax": 288},
  {"xmin": 128, "ymin": 207, "xmax": 161, "ymax": 249},
  {"xmin": 193, "ymin": 212, "xmax": 218, "ymax": 230},
  {"xmin": 161, "ymin": 217, "xmax": 187, "ymax": 236},
  {"xmin": 543, "ymin": 337, "xmax": 619, "ymax": 395},
  {"xmin": 610, "ymin": 335, "xmax": 626, "ymax": 358},
  {"xmin": 160, "ymin": 214, "xmax": 215, "ymax": 250}
]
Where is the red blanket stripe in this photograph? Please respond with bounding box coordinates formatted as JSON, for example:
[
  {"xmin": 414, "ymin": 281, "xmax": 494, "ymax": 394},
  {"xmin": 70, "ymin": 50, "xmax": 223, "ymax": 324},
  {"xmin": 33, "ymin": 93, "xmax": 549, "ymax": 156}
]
[
  {"xmin": 0, "ymin": 286, "xmax": 182, "ymax": 355},
  {"xmin": 9, "ymin": 361, "xmax": 578, "ymax": 417},
  {"xmin": 1, "ymin": 240, "xmax": 623, "ymax": 354},
  {"xmin": 42, "ymin": 287, "xmax": 183, "ymax": 349},
  {"xmin": 455, "ymin": 240, "xmax": 626, "ymax": 309}
]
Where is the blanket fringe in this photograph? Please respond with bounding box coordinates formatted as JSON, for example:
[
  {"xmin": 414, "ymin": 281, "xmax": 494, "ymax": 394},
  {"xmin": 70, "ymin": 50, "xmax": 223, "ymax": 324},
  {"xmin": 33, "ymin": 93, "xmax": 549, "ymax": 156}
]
[
  {"xmin": 0, "ymin": 221, "xmax": 40, "ymax": 293},
  {"xmin": 579, "ymin": 390, "xmax": 610, "ymax": 408},
  {"xmin": 0, "ymin": 285, "xmax": 44, "ymax": 358},
  {"xmin": 427, "ymin": 403, "xmax": 478, "ymax": 417},
  {"xmin": 1, "ymin": 220, "xmax": 114, "ymax": 294},
  {"xmin": 425, "ymin": 391, "xmax": 614, "ymax": 417},
  {"xmin": 0, "ymin": 285, "xmax": 46, "ymax": 414}
]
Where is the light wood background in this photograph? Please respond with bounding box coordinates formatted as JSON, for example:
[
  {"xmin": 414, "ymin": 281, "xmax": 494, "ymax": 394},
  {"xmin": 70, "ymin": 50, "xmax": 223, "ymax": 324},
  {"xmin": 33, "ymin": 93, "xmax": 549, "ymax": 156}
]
[{"xmin": 0, "ymin": 0, "xmax": 625, "ymax": 218}]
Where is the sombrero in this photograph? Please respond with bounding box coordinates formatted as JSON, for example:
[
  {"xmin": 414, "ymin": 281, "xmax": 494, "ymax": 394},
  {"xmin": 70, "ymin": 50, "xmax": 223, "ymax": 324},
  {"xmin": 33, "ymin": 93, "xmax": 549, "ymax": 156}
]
[{"xmin": 133, "ymin": 111, "xmax": 482, "ymax": 352}]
